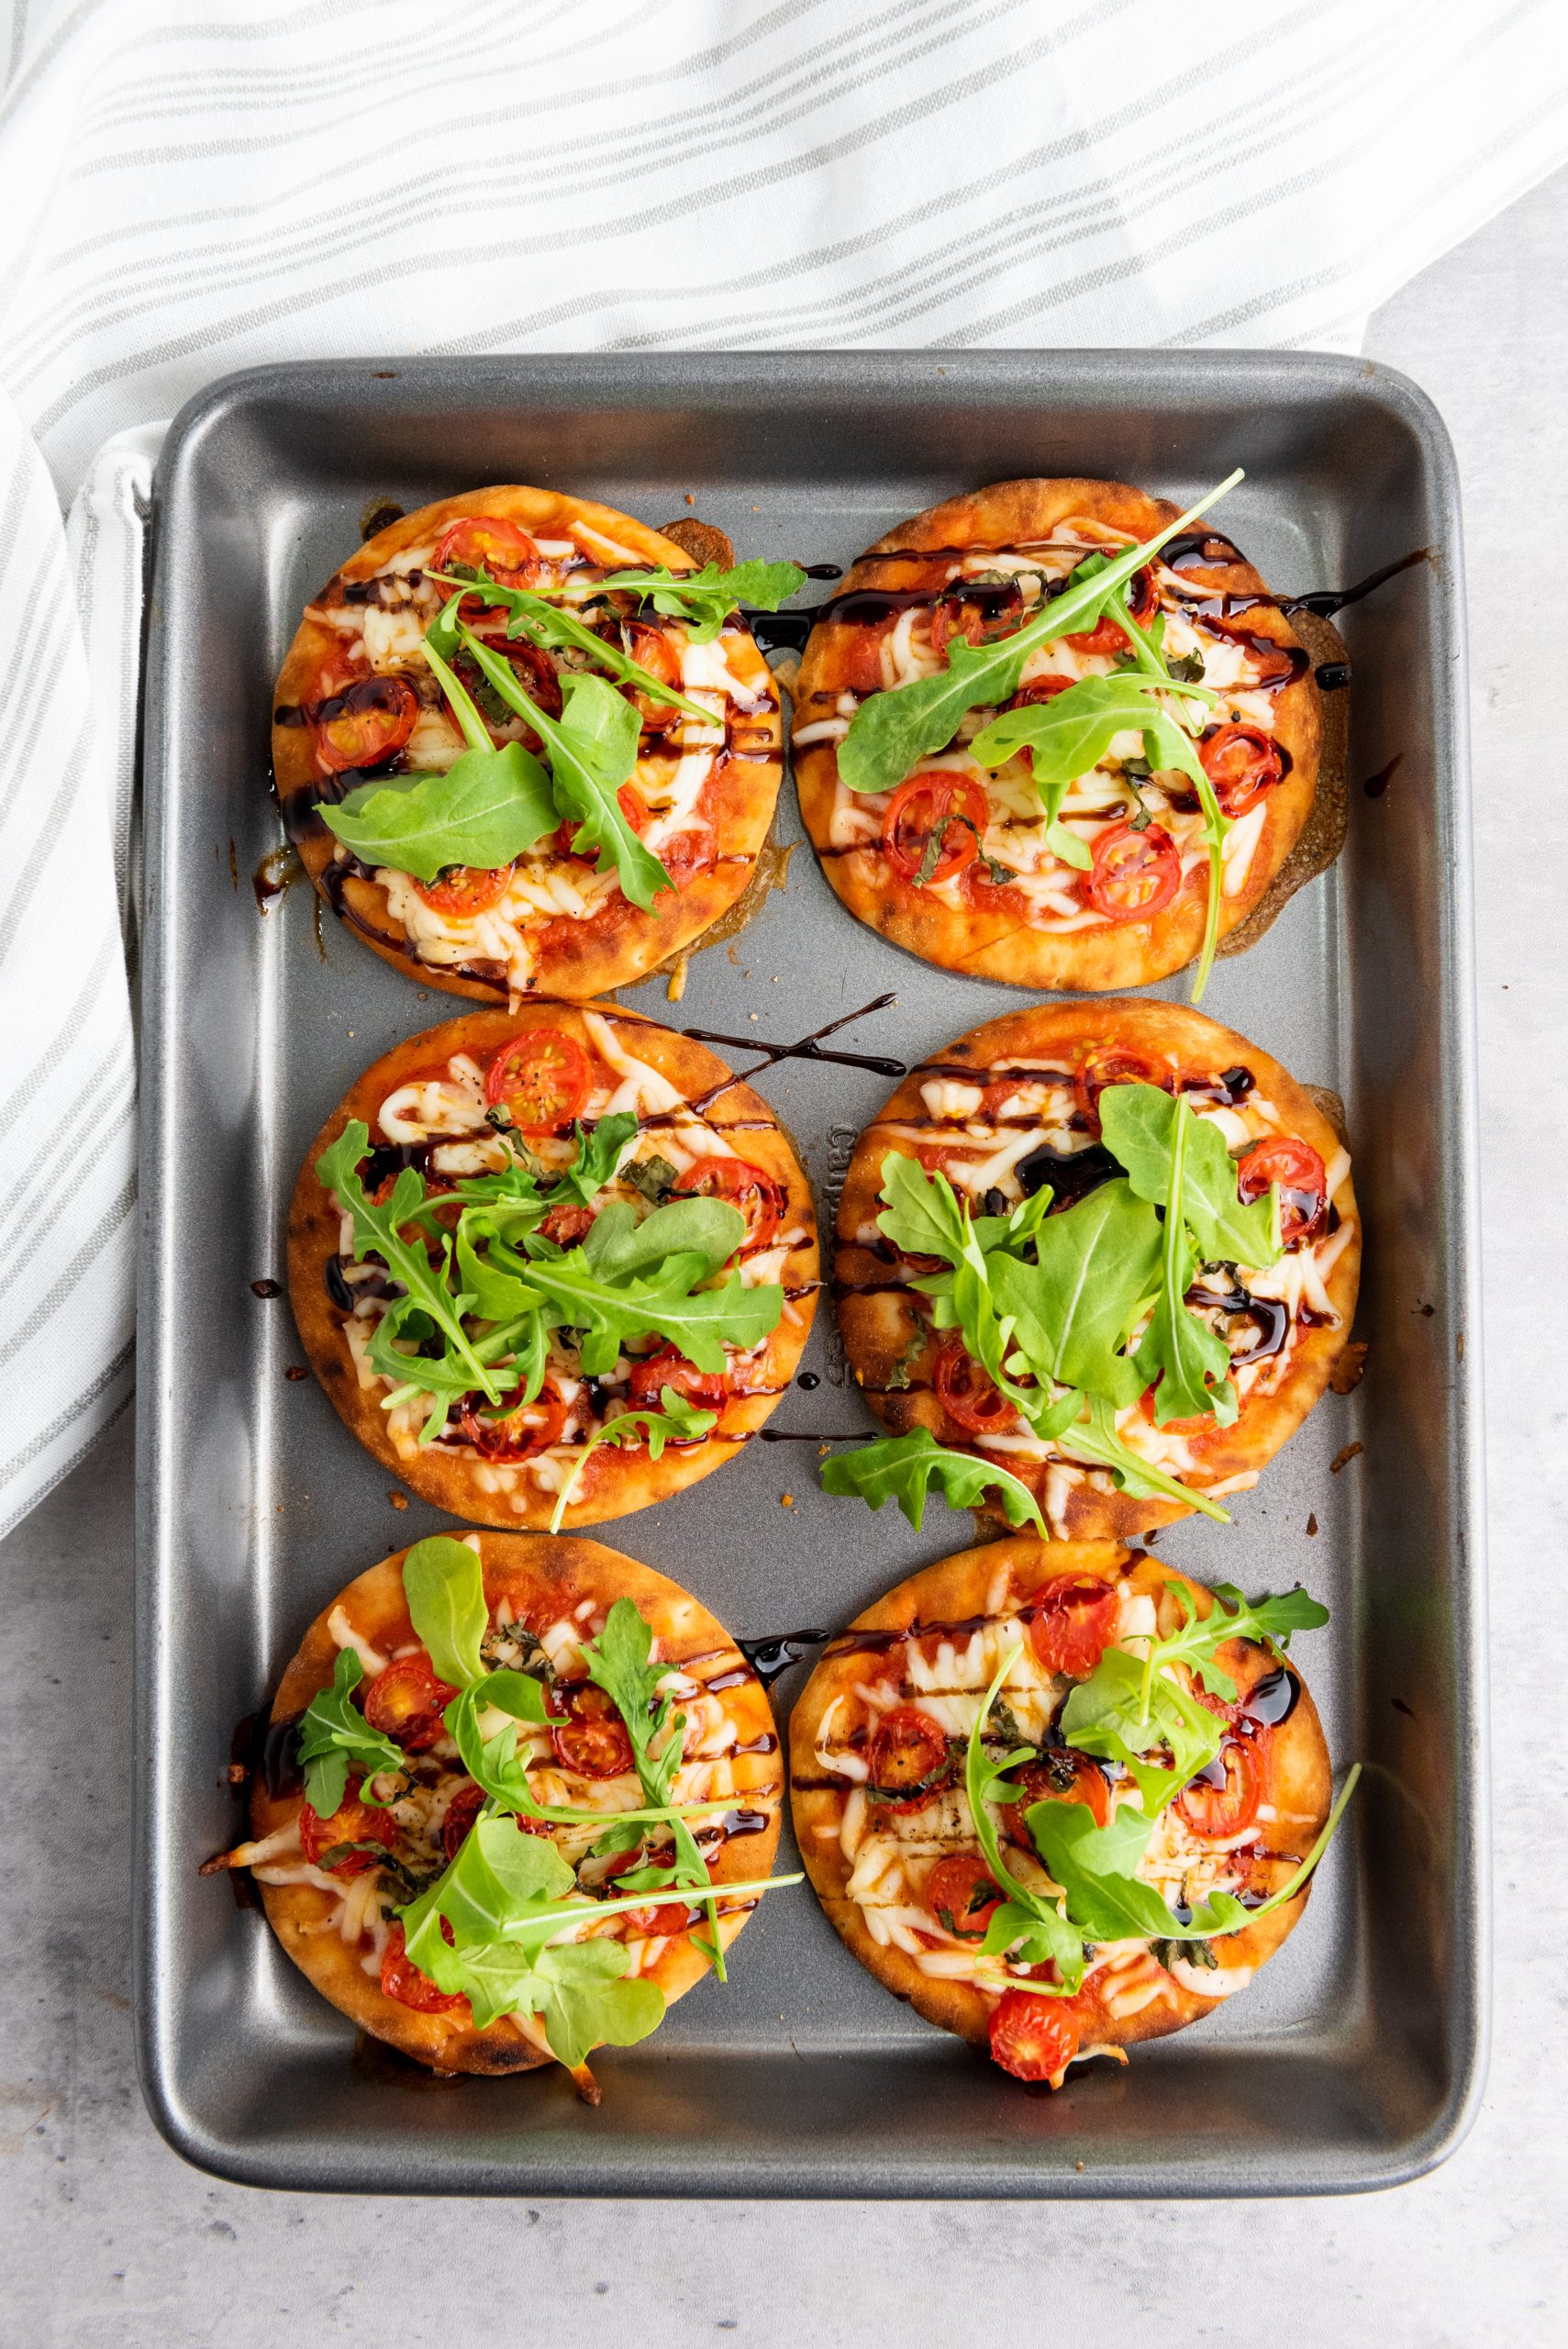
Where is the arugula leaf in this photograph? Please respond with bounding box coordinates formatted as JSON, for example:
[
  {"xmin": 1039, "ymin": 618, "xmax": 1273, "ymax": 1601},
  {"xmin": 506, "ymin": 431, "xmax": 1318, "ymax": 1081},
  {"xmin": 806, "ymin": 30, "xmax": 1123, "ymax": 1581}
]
[
  {"xmin": 426, "ymin": 569, "xmax": 716, "ymax": 725},
  {"xmin": 1129, "ymin": 1097, "xmax": 1238, "ymax": 1428},
  {"xmin": 295, "ymin": 1650, "xmax": 409, "ymax": 1819},
  {"xmin": 547, "ymin": 1390, "xmax": 718, "ymax": 1533},
  {"xmin": 962, "ymin": 1645, "xmax": 1085, "ymax": 1987},
  {"xmin": 819, "ymin": 1427, "xmax": 1045, "ymax": 1534},
  {"xmin": 1058, "ymin": 1642, "xmax": 1221, "ymax": 1810},
  {"xmin": 1099, "ymin": 1084, "xmax": 1280, "ymax": 1268},
  {"xmin": 514, "ymin": 1243, "xmax": 781, "ymax": 1378},
  {"xmin": 457, "ymin": 629, "xmax": 673, "ymax": 911},
  {"xmin": 1138, "ymin": 1578, "xmax": 1329, "ymax": 1700},
  {"xmin": 581, "ymin": 1195, "xmax": 743, "ymax": 1282},
  {"xmin": 317, "ymin": 740, "xmax": 556, "ymax": 884},
  {"xmin": 552, "ymin": 1113, "xmax": 639, "ymax": 1204},
  {"xmin": 968, "ymin": 673, "xmax": 1195, "ymax": 873},
  {"xmin": 986, "ymin": 1178, "xmax": 1162, "ymax": 1406},
  {"xmin": 317, "ymin": 1121, "xmax": 499, "ymax": 1402},
  {"xmin": 1055, "ymin": 1392, "xmax": 1231, "ymax": 1523},
  {"xmin": 836, "ymin": 471, "xmax": 1241, "ymax": 798},
  {"xmin": 596, "ymin": 559, "xmax": 807, "ymax": 644},
  {"xmin": 402, "ymin": 1535, "xmax": 490, "ymax": 1688}
]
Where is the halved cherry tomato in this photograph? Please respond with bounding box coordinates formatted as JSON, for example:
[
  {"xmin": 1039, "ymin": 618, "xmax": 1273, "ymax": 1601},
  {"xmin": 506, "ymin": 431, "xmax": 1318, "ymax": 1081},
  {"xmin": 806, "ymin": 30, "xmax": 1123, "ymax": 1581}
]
[
  {"xmin": 1085, "ymin": 821, "xmax": 1181, "ymax": 922},
  {"xmin": 379, "ymin": 1922, "xmax": 471, "ymax": 2017},
  {"xmin": 1026, "ymin": 1576, "xmax": 1119, "ymax": 1677},
  {"xmin": 1176, "ymin": 1736, "xmax": 1263, "ymax": 1838},
  {"xmin": 623, "ymin": 622, "xmax": 684, "ymax": 732},
  {"xmin": 925, "ymin": 1853, "xmax": 1004, "ymax": 1941},
  {"xmin": 411, "ymin": 863, "xmax": 514, "ymax": 918},
  {"xmin": 933, "ymin": 1337, "xmax": 1018, "ymax": 1435},
  {"xmin": 673, "ymin": 1155, "xmax": 784, "ymax": 1254},
  {"xmin": 626, "ymin": 1345, "xmax": 729, "ymax": 1413},
  {"xmin": 1060, "ymin": 563, "xmax": 1158, "ymax": 655},
  {"xmin": 312, "ymin": 674, "xmax": 419, "ymax": 774},
  {"xmin": 453, "ymin": 638, "xmax": 562, "ymax": 738},
  {"xmin": 987, "ymin": 1987, "xmax": 1083, "ymax": 2082},
  {"xmin": 1000, "ymin": 1751, "xmax": 1112, "ymax": 1844},
  {"xmin": 433, "ymin": 514, "xmax": 544, "ymax": 589},
  {"xmin": 881, "ymin": 772, "xmax": 991, "ymax": 885},
  {"xmin": 363, "ymin": 1654, "xmax": 457, "ymax": 1752},
  {"xmin": 550, "ymin": 1683, "xmax": 636, "ymax": 1780},
  {"xmin": 929, "ymin": 576, "xmax": 1025, "ymax": 653},
  {"xmin": 612, "ymin": 1862, "xmax": 692, "ymax": 1939},
  {"xmin": 1004, "ymin": 673, "xmax": 1075, "ymax": 711},
  {"xmin": 1199, "ymin": 722, "xmax": 1284, "ymax": 818},
  {"xmin": 1138, "ymin": 1376, "xmax": 1233, "ymax": 1440},
  {"xmin": 539, "ymin": 1203, "xmax": 595, "ymax": 1248},
  {"xmin": 867, "ymin": 1706, "xmax": 953, "ymax": 1808},
  {"xmin": 1072, "ymin": 1047, "xmax": 1171, "ymax": 1133},
  {"xmin": 297, "ymin": 1776, "xmax": 395, "ymax": 1876},
  {"xmin": 1235, "ymin": 1135, "xmax": 1328, "ymax": 1245},
  {"xmin": 457, "ymin": 1384, "xmax": 569, "ymax": 1462},
  {"xmin": 617, "ymin": 784, "xmax": 651, "ymax": 835},
  {"xmin": 440, "ymin": 1783, "xmax": 553, "ymax": 1859},
  {"xmin": 484, "ymin": 1029, "xmax": 593, "ymax": 1134}
]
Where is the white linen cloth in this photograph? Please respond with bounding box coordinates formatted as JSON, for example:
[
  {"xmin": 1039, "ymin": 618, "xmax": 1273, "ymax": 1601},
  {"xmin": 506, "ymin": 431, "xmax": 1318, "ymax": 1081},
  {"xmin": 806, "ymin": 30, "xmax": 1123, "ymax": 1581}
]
[{"xmin": 0, "ymin": 0, "xmax": 1564, "ymax": 1534}]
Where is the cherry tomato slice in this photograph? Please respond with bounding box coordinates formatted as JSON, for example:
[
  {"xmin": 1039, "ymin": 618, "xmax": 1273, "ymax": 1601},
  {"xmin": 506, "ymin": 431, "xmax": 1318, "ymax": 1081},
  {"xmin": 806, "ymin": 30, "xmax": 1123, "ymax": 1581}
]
[
  {"xmin": 411, "ymin": 864, "xmax": 514, "ymax": 917},
  {"xmin": 550, "ymin": 1684, "xmax": 636, "ymax": 1780},
  {"xmin": 539, "ymin": 1203, "xmax": 595, "ymax": 1249},
  {"xmin": 1176, "ymin": 1736, "xmax": 1263, "ymax": 1838},
  {"xmin": 882, "ymin": 772, "xmax": 991, "ymax": 885},
  {"xmin": 988, "ymin": 1987, "xmax": 1083, "ymax": 2082},
  {"xmin": 440, "ymin": 1784, "xmax": 554, "ymax": 1859},
  {"xmin": 1071, "ymin": 1047, "xmax": 1171, "ymax": 1134},
  {"xmin": 312, "ymin": 674, "xmax": 419, "ymax": 774},
  {"xmin": 363, "ymin": 1654, "xmax": 457, "ymax": 1753},
  {"xmin": 1199, "ymin": 722, "xmax": 1284, "ymax": 818},
  {"xmin": 453, "ymin": 638, "xmax": 563, "ymax": 738},
  {"xmin": 929, "ymin": 576, "xmax": 1025, "ymax": 652},
  {"xmin": 379, "ymin": 1922, "xmax": 472, "ymax": 2016},
  {"xmin": 1235, "ymin": 1135, "xmax": 1328, "ymax": 1245},
  {"xmin": 484, "ymin": 1029, "xmax": 593, "ymax": 1134},
  {"xmin": 867, "ymin": 1706, "xmax": 953, "ymax": 1808},
  {"xmin": 925, "ymin": 1853, "xmax": 1004, "ymax": 1941},
  {"xmin": 626, "ymin": 1346, "xmax": 729, "ymax": 1413},
  {"xmin": 1026, "ymin": 1576, "xmax": 1119, "ymax": 1677},
  {"xmin": 457, "ymin": 1384, "xmax": 569, "ymax": 1463},
  {"xmin": 1060, "ymin": 563, "xmax": 1158, "ymax": 655},
  {"xmin": 1001, "ymin": 1752, "xmax": 1112, "ymax": 1846},
  {"xmin": 433, "ymin": 514, "xmax": 544, "ymax": 589},
  {"xmin": 610, "ymin": 1861, "xmax": 692, "ymax": 1939},
  {"xmin": 673, "ymin": 1155, "xmax": 784, "ymax": 1254},
  {"xmin": 297, "ymin": 1776, "xmax": 395, "ymax": 1875},
  {"xmin": 1085, "ymin": 821, "xmax": 1181, "ymax": 922},
  {"xmin": 932, "ymin": 1337, "xmax": 1018, "ymax": 1435},
  {"xmin": 1004, "ymin": 673, "xmax": 1075, "ymax": 711},
  {"xmin": 623, "ymin": 622, "xmax": 684, "ymax": 732}
]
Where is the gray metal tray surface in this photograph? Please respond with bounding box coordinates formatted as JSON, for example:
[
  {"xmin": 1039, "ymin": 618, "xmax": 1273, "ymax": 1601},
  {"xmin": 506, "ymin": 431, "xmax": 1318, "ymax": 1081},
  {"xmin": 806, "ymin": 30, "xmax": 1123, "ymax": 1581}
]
[{"xmin": 137, "ymin": 351, "xmax": 1487, "ymax": 2198}]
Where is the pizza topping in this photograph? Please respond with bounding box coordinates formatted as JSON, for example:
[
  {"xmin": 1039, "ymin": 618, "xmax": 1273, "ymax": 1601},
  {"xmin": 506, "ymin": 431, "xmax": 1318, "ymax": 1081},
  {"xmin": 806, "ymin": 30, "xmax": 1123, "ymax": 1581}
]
[
  {"xmin": 312, "ymin": 674, "xmax": 419, "ymax": 774},
  {"xmin": 881, "ymin": 772, "xmax": 991, "ymax": 886},
  {"xmin": 933, "ymin": 1337, "xmax": 1020, "ymax": 1435},
  {"xmin": 484, "ymin": 1029, "xmax": 594, "ymax": 1134},
  {"xmin": 865, "ymin": 1707, "xmax": 956, "ymax": 1809},
  {"xmin": 433, "ymin": 514, "xmax": 546, "ymax": 589},
  {"xmin": 1236, "ymin": 1136, "xmax": 1327, "ymax": 1245},
  {"xmin": 925, "ymin": 1853, "xmax": 1004, "ymax": 1940},
  {"xmin": 625, "ymin": 1346, "xmax": 729, "ymax": 1411},
  {"xmin": 1085, "ymin": 820, "xmax": 1181, "ymax": 922},
  {"xmin": 1026, "ymin": 1577, "xmax": 1119, "ymax": 1677},
  {"xmin": 1176, "ymin": 1737, "xmax": 1264, "ymax": 1839},
  {"xmin": 987, "ymin": 1987, "xmax": 1082, "ymax": 2082},
  {"xmin": 362, "ymin": 1654, "xmax": 458, "ymax": 1751},
  {"xmin": 672, "ymin": 1155, "xmax": 784, "ymax": 1254},
  {"xmin": 410, "ymin": 863, "xmax": 515, "ymax": 917},
  {"xmin": 270, "ymin": 1541, "xmax": 800, "ymax": 2076},
  {"xmin": 1199, "ymin": 721, "xmax": 1283, "ymax": 817}
]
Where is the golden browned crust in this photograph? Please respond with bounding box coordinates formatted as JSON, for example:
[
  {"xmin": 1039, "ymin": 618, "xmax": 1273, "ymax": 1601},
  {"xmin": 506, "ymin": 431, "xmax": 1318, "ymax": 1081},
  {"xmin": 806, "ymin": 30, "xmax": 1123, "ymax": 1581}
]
[
  {"xmin": 795, "ymin": 476, "xmax": 1322, "ymax": 991},
  {"xmin": 287, "ymin": 1003, "xmax": 819, "ymax": 1527},
  {"xmin": 272, "ymin": 484, "xmax": 784, "ymax": 1002},
  {"xmin": 835, "ymin": 998, "xmax": 1361, "ymax": 1539},
  {"xmin": 253, "ymin": 1533, "xmax": 783, "ymax": 2074},
  {"xmin": 789, "ymin": 1536, "xmax": 1331, "ymax": 2056}
]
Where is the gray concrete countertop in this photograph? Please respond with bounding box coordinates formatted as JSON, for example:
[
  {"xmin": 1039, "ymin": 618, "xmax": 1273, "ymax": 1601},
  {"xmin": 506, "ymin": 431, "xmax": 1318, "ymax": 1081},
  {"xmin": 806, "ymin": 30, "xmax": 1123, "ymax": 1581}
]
[{"xmin": 4, "ymin": 168, "xmax": 1565, "ymax": 2348}]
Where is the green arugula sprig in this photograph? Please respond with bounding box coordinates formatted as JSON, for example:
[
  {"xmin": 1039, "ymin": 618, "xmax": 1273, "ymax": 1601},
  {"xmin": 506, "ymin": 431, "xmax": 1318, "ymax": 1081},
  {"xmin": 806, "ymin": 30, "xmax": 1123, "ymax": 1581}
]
[
  {"xmin": 548, "ymin": 1390, "xmax": 718, "ymax": 1534},
  {"xmin": 595, "ymin": 559, "xmax": 807, "ymax": 644},
  {"xmin": 297, "ymin": 1650, "xmax": 411, "ymax": 1819},
  {"xmin": 962, "ymin": 1644, "xmax": 1086, "ymax": 1993},
  {"xmin": 820, "ymin": 1101, "xmax": 1287, "ymax": 1533},
  {"xmin": 426, "ymin": 567, "xmax": 717, "ymax": 725},
  {"xmin": 318, "ymin": 1121, "xmax": 783, "ymax": 1443},
  {"xmin": 819, "ymin": 1426, "xmax": 1045, "ymax": 1533},
  {"xmin": 836, "ymin": 470, "xmax": 1241, "ymax": 800}
]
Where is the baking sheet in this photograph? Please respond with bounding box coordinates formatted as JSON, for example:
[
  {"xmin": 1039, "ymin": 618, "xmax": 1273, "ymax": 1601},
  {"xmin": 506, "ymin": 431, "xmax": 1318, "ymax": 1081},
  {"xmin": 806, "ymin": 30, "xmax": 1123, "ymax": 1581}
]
[{"xmin": 136, "ymin": 351, "xmax": 1487, "ymax": 2196}]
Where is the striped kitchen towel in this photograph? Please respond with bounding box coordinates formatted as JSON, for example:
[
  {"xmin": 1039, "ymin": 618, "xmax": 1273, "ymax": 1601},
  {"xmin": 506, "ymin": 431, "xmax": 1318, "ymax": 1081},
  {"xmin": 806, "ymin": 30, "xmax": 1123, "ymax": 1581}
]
[{"xmin": 0, "ymin": 0, "xmax": 1564, "ymax": 1533}]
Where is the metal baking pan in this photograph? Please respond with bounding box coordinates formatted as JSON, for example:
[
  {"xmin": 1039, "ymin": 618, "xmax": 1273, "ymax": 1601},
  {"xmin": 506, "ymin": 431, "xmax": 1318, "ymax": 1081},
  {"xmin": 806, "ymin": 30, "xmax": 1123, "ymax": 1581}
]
[{"xmin": 137, "ymin": 351, "xmax": 1486, "ymax": 2197}]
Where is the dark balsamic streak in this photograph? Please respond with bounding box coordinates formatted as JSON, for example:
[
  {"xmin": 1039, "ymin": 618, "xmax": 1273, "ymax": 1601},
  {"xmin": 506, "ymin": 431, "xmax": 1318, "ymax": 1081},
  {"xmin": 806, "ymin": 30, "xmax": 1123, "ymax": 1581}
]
[
  {"xmin": 1287, "ymin": 547, "xmax": 1430, "ymax": 618},
  {"xmin": 738, "ymin": 1629, "xmax": 832, "ymax": 1687},
  {"xmin": 679, "ymin": 992, "xmax": 906, "ymax": 1112},
  {"xmin": 1362, "ymin": 754, "xmax": 1402, "ymax": 799}
]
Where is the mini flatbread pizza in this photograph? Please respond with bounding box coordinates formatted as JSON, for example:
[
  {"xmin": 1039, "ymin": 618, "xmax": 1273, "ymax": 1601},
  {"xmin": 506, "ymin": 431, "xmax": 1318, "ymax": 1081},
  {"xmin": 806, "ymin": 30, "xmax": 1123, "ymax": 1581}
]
[
  {"xmin": 795, "ymin": 475, "xmax": 1321, "ymax": 993},
  {"xmin": 272, "ymin": 487, "xmax": 794, "ymax": 1002},
  {"xmin": 829, "ymin": 998, "xmax": 1359, "ymax": 1540},
  {"xmin": 288, "ymin": 1004, "xmax": 818, "ymax": 1527},
  {"xmin": 791, "ymin": 1536, "xmax": 1345, "ymax": 2087},
  {"xmin": 206, "ymin": 1532, "xmax": 788, "ymax": 2087}
]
